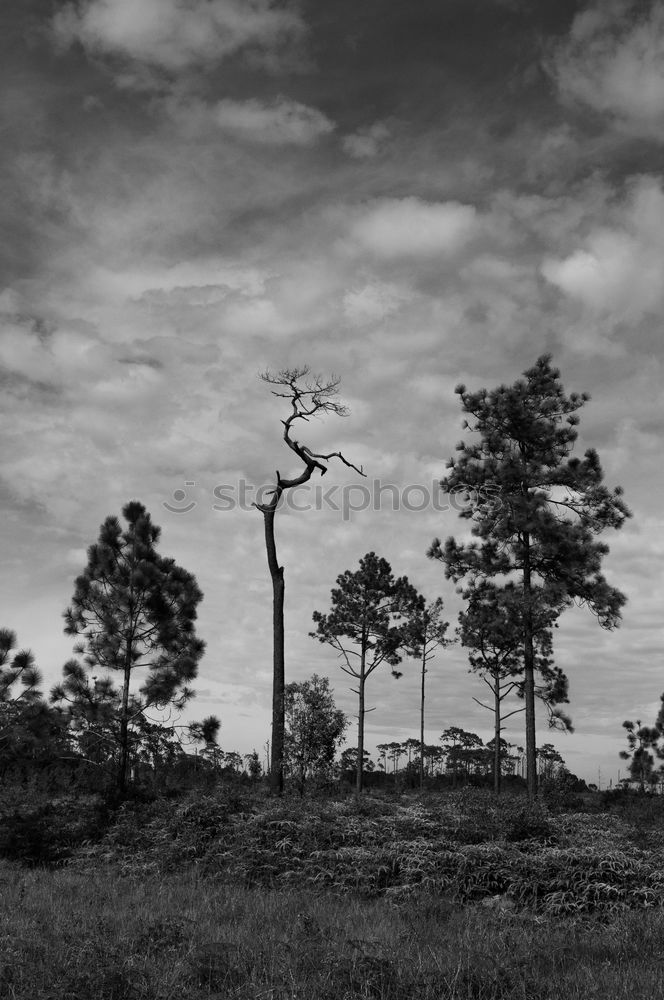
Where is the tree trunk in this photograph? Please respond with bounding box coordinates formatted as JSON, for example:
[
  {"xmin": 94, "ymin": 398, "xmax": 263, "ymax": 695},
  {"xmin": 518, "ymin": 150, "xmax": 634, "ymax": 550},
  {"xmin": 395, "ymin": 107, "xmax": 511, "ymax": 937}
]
[
  {"xmin": 522, "ymin": 531, "xmax": 537, "ymax": 800},
  {"xmin": 420, "ymin": 643, "xmax": 426, "ymax": 791},
  {"xmin": 494, "ymin": 677, "xmax": 501, "ymax": 796},
  {"xmin": 118, "ymin": 536, "xmax": 137, "ymax": 798},
  {"xmin": 118, "ymin": 657, "xmax": 131, "ymax": 795},
  {"xmin": 263, "ymin": 502, "xmax": 285, "ymax": 796},
  {"xmin": 356, "ymin": 654, "xmax": 366, "ymax": 795}
]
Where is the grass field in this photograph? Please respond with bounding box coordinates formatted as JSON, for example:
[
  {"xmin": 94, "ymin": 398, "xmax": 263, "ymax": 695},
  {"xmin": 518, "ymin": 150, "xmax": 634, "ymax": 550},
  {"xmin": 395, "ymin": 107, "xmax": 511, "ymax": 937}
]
[{"xmin": 3, "ymin": 786, "xmax": 664, "ymax": 999}]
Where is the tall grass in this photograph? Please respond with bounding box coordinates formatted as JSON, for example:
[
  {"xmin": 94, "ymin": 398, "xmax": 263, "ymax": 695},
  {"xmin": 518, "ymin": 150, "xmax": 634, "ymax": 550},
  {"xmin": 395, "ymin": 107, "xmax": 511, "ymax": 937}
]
[{"xmin": 3, "ymin": 862, "xmax": 664, "ymax": 998}]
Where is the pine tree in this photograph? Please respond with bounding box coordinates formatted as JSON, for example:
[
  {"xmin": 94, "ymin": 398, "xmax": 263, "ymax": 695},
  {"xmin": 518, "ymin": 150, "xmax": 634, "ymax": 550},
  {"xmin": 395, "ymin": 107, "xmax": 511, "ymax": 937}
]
[
  {"xmin": 53, "ymin": 500, "xmax": 205, "ymax": 794},
  {"xmin": 619, "ymin": 719, "xmax": 660, "ymax": 791},
  {"xmin": 458, "ymin": 579, "xmax": 571, "ymax": 794},
  {"xmin": 439, "ymin": 726, "xmax": 484, "ymax": 786},
  {"xmin": 536, "ymin": 743, "xmax": 565, "ymax": 782},
  {"xmin": 429, "ymin": 355, "xmax": 629, "ymax": 797},
  {"xmin": 404, "ymin": 597, "xmax": 452, "ymax": 789},
  {"xmin": 0, "ymin": 630, "xmax": 67, "ymax": 775},
  {"xmin": 0, "ymin": 628, "xmax": 42, "ymax": 712},
  {"xmin": 311, "ymin": 552, "xmax": 422, "ymax": 794}
]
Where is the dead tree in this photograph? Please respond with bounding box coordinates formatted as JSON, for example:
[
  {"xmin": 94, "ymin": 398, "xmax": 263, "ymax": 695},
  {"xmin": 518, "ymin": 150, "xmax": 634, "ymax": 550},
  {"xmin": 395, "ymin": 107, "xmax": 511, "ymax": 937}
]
[{"xmin": 255, "ymin": 367, "xmax": 364, "ymax": 795}]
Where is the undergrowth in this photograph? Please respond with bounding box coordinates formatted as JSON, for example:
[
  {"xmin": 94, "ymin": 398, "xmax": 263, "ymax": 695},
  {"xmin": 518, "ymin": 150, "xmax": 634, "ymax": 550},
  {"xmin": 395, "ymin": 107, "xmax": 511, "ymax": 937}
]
[
  {"xmin": 1, "ymin": 788, "xmax": 664, "ymax": 997},
  {"xmin": 61, "ymin": 788, "xmax": 664, "ymax": 916}
]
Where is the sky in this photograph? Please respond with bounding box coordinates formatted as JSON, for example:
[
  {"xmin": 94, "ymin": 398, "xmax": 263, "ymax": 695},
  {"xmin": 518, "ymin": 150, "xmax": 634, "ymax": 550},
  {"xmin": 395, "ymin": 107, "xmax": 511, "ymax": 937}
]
[{"xmin": 2, "ymin": 0, "xmax": 664, "ymax": 786}]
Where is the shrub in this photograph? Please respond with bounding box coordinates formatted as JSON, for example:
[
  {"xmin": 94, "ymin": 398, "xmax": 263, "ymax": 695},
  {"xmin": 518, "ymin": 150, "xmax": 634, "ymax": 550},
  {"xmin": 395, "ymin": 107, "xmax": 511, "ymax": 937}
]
[
  {"xmin": 0, "ymin": 794, "xmax": 108, "ymax": 866},
  {"xmin": 502, "ymin": 801, "xmax": 555, "ymax": 843}
]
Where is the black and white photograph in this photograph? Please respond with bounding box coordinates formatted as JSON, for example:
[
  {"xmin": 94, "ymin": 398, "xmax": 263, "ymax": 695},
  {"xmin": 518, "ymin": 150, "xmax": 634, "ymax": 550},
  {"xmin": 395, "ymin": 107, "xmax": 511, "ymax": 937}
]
[{"xmin": 3, "ymin": 1, "xmax": 664, "ymax": 996}]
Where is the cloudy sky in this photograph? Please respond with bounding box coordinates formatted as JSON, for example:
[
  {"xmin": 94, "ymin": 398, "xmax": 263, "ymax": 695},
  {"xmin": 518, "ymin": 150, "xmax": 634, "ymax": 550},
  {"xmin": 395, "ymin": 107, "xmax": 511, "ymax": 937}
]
[{"xmin": 3, "ymin": 0, "xmax": 664, "ymax": 785}]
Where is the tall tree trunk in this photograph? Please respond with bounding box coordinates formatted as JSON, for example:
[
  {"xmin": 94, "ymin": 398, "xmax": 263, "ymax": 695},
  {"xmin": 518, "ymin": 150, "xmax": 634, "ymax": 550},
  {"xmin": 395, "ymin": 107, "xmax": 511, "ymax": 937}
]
[
  {"xmin": 522, "ymin": 531, "xmax": 537, "ymax": 800},
  {"xmin": 119, "ymin": 536, "xmax": 137, "ymax": 797},
  {"xmin": 356, "ymin": 654, "xmax": 366, "ymax": 795},
  {"xmin": 494, "ymin": 676, "xmax": 501, "ymax": 796},
  {"xmin": 420, "ymin": 642, "xmax": 426, "ymax": 791},
  {"xmin": 263, "ymin": 501, "xmax": 285, "ymax": 796},
  {"xmin": 118, "ymin": 657, "xmax": 131, "ymax": 795}
]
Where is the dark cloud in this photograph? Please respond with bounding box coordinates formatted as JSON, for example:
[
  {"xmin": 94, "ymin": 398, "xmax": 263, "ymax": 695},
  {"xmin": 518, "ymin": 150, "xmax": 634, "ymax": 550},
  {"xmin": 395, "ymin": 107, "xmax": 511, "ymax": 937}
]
[{"xmin": 117, "ymin": 355, "xmax": 163, "ymax": 369}]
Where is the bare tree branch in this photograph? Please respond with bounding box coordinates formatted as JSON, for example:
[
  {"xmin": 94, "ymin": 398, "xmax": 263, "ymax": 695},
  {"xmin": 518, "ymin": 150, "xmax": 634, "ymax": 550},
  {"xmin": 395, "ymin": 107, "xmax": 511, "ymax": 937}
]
[{"xmin": 256, "ymin": 368, "xmax": 365, "ymax": 510}]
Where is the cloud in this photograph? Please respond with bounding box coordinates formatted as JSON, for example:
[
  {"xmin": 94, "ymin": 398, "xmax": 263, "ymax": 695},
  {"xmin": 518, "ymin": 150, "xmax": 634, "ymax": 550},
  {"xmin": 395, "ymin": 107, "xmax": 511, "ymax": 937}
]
[
  {"xmin": 542, "ymin": 177, "xmax": 664, "ymax": 322},
  {"xmin": 342, "ymin": 122, "xmax": 390, "ymax": 159},
  {"xmin": 90, "ymin": 258, "xmax": 266, "ymax": 302},
  {"xmin": 550, "ymin": 0, "xmax": 664, "ymax": 140},
  {"xmin": 212, "ymin": 97, "xmax": 334, "ymax": 145},
  {"xmin": 0, "ymin": 313, "xmax": 118, "ymax": 389},
  {"xmin": 348, "ymin": 197, "xmax": 478, "ymax": 259},
  {"xmin": 52, "ymin": 0, "xmax": 304, "ymax": 75},
  {"xmin": 342, "ymin": 281, "xmax": 408, "ymax": 326},
  {"xmin": 221, "ymin": 262, "xmax": 344, "ymax": 337}
]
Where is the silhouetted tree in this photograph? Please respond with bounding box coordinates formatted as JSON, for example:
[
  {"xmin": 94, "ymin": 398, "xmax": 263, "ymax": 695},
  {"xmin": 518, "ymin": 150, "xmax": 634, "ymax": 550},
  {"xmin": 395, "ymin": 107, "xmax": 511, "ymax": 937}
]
[
  {"xmin": 402, "ymin": 737, "xmax": 421, "ymax": 770},
  {"xmin": 0, "ymin": 629, "xmax": 42, "ymax": 708},
  {"xmin": 429, "ymin": 355, "xmax": 629, "ymax": 797},
  {"xmin": 338, "ymin": 747, "xmax": 373, "ymax": 774},
  {"xmin": 458, "ymin": 579, "xmax": 570, "ymax": 793},
  {"xmin": 256, "ymin": 367, "xmax": 363, "ymax": 795},
  {"xmin": 386, "ymin": 741, "xmax": 404, "ymax": 772},
  {"xmin": 188, "ymin": 715, "xmax": 221, "ymax": 750},
  {"xmin": 404, "ymin": 598, "xmax": 452, "ymax": 789},
  {"xmin": 244, "ymin": 749, "xmax": 262, "ymax": 781},
  {"xmin": 485, "ymin": 737, "xmax": 515, "ymax": 780},
  {"xmin": 620, "ymin": 719, "xmax": 660, "ymax": 791},
  {"xmin": 422, "ymin": 742, "xmax": 444, "ymax": 777},
  {"xmin": 0, "ymin": 631, "xmax": 70, "ymax": 776},
  {"xmin": 537, "ymin": 742, "xmax": 565, "ymax": 781},
  {"xmin": 224, "ymin": 751, "xmax": 243, "ymax": 773},
  {"xmin": 53, "ymin": 501, "xmax": 205, "ymax": 794},
  {"xmin": 439, "ymin": 726, "xmax": 484, "ymax": 785},
  {"xmin": 311, "ymin": 552, "xmax": 422, "ymax": 793}
]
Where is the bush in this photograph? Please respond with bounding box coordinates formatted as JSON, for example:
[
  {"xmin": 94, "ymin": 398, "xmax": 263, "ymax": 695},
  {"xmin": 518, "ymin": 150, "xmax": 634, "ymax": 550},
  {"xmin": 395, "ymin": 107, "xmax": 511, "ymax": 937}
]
[
  {"xmin": 0, "ymin": 794, "xmax": 108, "ymax": 866},
  {"xmin": 502, "ymin": 801, "xmax": 555, "ymax": 843}
]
